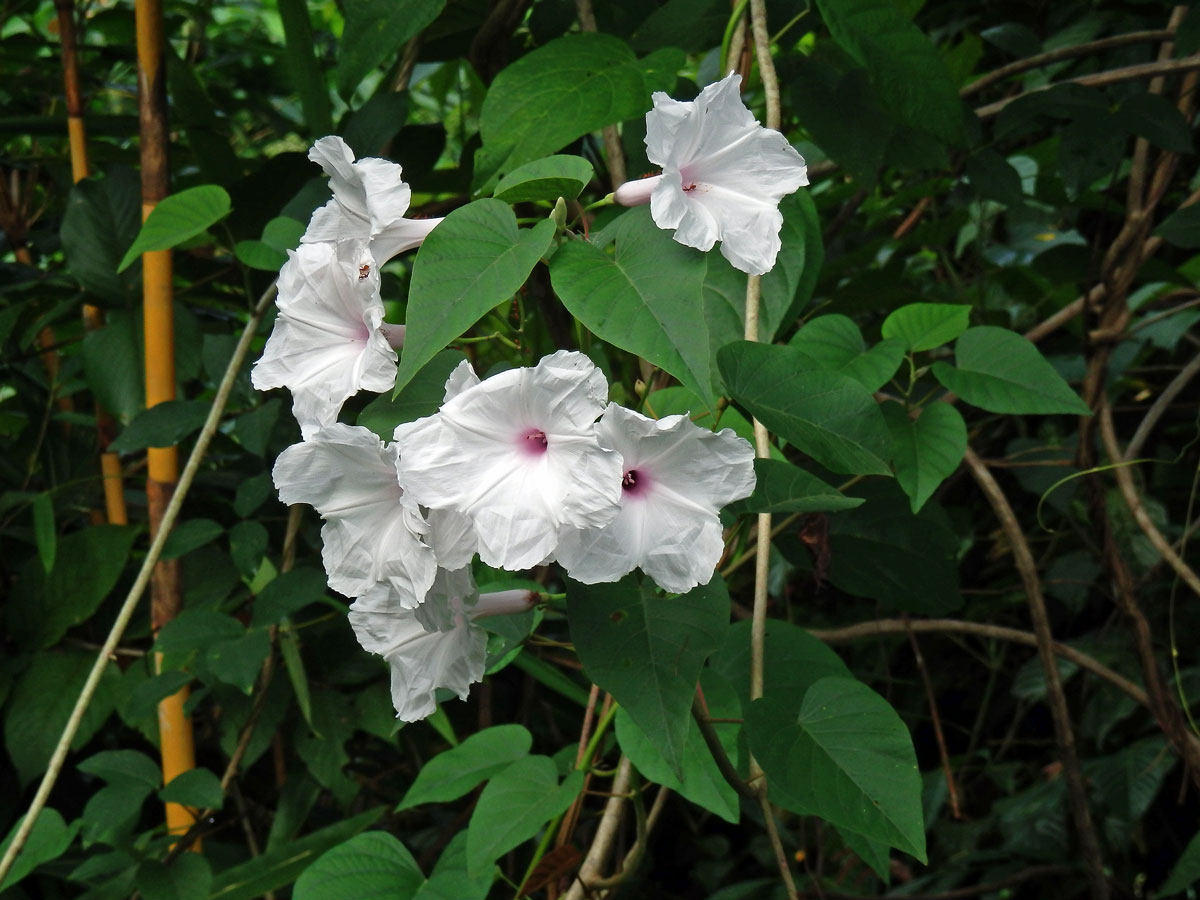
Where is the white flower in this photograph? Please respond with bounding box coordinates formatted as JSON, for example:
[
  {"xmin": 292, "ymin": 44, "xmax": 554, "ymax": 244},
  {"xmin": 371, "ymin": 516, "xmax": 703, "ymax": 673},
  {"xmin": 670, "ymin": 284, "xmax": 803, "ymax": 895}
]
[
  {"xmin": 394, "ymin": 351, "xmax": 623, "ymax": 571},
  {"xmin": 556, "ymin": 405, "xmax": 756, "ymax": 593},
  {"xmin": 251, "ymin": 240, "xmax": 402, "ymax": 438},
  {"xmin": 302, "ymin": 135, "xmax": 442, "ymax": 264},
  {"xmin": 272, "ymin": 424, "xmax": 437, "ymax": 608},
  {"xmin": 613, "ymin": 72, "xmax": 808, "ymax": 276},
  {"xmin": 349, "ymin": 567, "xmax": 537, "ymax": 721}
]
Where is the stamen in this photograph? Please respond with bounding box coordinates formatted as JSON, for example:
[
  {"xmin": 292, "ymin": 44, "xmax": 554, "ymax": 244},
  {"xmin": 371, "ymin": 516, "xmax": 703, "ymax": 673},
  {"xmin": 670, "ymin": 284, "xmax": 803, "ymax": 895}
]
[{"xmin": 520, "ymin": 428, "xmax": 548, "ymax": 455}]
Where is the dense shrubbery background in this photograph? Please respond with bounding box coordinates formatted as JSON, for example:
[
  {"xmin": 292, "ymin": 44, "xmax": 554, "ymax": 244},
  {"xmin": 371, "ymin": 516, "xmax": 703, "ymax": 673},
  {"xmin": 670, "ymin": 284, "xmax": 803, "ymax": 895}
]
[{"xmin": 3, "ymin": 0, "xmax": 1200, "ymax": 897}]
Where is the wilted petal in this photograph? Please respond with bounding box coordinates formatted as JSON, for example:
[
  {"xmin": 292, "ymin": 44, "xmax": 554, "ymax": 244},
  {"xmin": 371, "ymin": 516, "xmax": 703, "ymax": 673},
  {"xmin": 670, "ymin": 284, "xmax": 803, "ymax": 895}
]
[
  {"xmin": 395, "ymin": 351, "xmax": 622, "ymax": 570},
  {"xmin": 251, "ymin": 241, "xmax": 396, "ymax": 437},
  {"xmin": 272, "ymin": 424, "xmax": 437, "ymax": 608},
  {"xmin": 349, "ymin": 567, "xmax": 485, "ymax": 722},
  {"xmin": 556, "ymin": 405, "xmax": 755, "ymax": 593}
]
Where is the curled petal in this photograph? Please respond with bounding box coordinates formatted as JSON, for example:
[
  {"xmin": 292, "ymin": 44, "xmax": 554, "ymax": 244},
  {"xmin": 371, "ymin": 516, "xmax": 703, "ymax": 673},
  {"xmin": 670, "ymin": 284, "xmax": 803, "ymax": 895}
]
[
  {"xmin": 300, "ymin": 136, "xmax": 441, "ymax": 264},
  {"xmin": 349, "ymin": 567, "xmax": 485, "ymax": 722},
  {"xmin": 251, "ymin": 241, "xmax": 396, "ymax": 437},
  {"xmin": 272, "ymin": 424, "xmax": 436, "ymax": 608}
]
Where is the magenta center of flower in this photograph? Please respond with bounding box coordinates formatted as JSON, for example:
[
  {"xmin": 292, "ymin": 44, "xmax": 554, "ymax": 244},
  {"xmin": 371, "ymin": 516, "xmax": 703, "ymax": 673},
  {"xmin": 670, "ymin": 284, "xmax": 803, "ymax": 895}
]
[
  {"xmin": 519, "ymin": 428, "xmax": 549, "ymax": 456},
  {"xmin": 622, "ymin": 469, "xmax": 649, "ymax": 496}
]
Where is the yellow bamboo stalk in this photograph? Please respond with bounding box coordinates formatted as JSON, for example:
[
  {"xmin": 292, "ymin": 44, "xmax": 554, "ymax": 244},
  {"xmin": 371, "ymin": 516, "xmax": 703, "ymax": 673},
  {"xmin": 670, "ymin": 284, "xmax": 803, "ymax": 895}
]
[
  {"xmin": 55, "ymin": 0, "xmax": 128, "ymax": 527},
  {"xmin": 136, "ymin": 0, "xmax": 197, "ymax": 840}
]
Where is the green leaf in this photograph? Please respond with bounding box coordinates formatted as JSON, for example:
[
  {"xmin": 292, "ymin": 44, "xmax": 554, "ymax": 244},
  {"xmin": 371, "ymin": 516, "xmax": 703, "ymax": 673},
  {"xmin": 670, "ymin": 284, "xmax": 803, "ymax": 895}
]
[
  {"xmin": 964, "ymin": 150, "xmax": 1025, "ymax": 206},
  {"xmin": 79, "ymin": 749, "xmax": 162, "ymax": 787},
  {"xmin": 1162, "ymin": 829, "xmax": 1200, "ymax": 895},
  {"xmin": 397, "ymin": 200, "xmax": 555, "ymax": 393},
  {"xmin": 294, "ymin": 831, "xmax": 425, "ymax": 900},
  {"xmin": 417, "ymin": 832, "xmax": 494, "ymax": 900},
  {"xmin": 616, "ymin": 693, "xmax": 739, "ymax": 824},
  {"xmin": 478, "ymin": 33, "xmax": 677, "ymax": 179},
  {"xmin": 725, "ymin": 458, "xmax": 864, "ymax": 517},
  {"xmin": 4, "ymin": 651, "xmax": 121, "ymax": 785},
  {"xmin": 276, "ymin": 0, "xmax": 333, "ymax": 135},
  {"xmin": 160, "ymin": 768, "xmax": 223, "ymax": 809},
  {"xmin": 747, "ymin": 676, "xmax": 926, "ymax": 861},
  {"xmin": 136, "ymin": 854, "xmax": 212, "ymax": 900},
  {"xmin": 828, "ymin": 481, "xmax": 961, "ymax": 615},
  {"xmin": 710, "ymin": 619, "xmax": 852, "ymax": 712},
  {"xmin": 568, "ymin": 575, "xmax": 729, "ymax": 776},
  {"xmin": 1154, "ymin": 204, "xmax": 1200, "ymax": 249},
  {"xmin": 235, "ymin": 240, "xmax": 287, "ymax": 271},
  {"xmin": 336, "ymin": 0, "xmax": 445, "ymax": 99},
  {"xmin": 814, "ymin": 0, "xmax": 966, "ymax": 146},
  {"xmin": 493, "ymin": 155, "xmax": 595, "ymax": 204},
  {"xmin": 253, "ymin": 568, "xmax": 330, "ymax": 627},
  {"xmin": 82, "ymin": 313, "xmax": 144, "ymax": 422},
  {"xmin": 208, "ymin": 808, "xmax": 383, "ymax": 900},
  {"xmin": 880, "ymin": 303, "xmax": 971, "ymax": 352},
  {"xmin": 882, "ymin": 403, "xmax": 967, "ymax": 512},
  {"xmin": 0, "ymin": 809, "xmax": 78, "ymax": 892},
  {"xmin": 162, "ymin": 519, "xmax": 225, "ymax": 560},
  {"xmin": 117, "ymin": 185, "xmax": 231, "ymax": 272},
  {"xmin": 788, "ymin": 315, "xmax": 906, "ymax": 391},
  {"xmin": 156, "ymin": 609, "xmax": 244, "ymax": 654},
  {"xmin": 836, "ymin": 826, "xmax": 892, "ymax": 882},
  {"xmin": 206, "ymin": 629, "xmax": 270, "ymax": 694},
  {"xmin": 233, "ymin": 398, "xmax": 282, "ymax": 456},
  {"xmin": 465, "ymin": 756, "xmax": 584, "ymax": 878},
  {"xmin": 551, "ymin": 208, "xmax": 714, "ymax": 405},
  {"xmin": 718, "ymin": 341, "xmax": 891, "ymax": 476},
  {"xmin": 109, "ymin": 399, "xmax": 209, "ymax": 454},
  {"xmin": 122, "ymin": 670, "xmax": 193, "ymax": 722},
  {"xmin": 397, "ymin": 725, "xmax": 533, "ymax": 811},
  {"xmin": 359, "ymin": 350, "xmax": 466, "ymax": 439},
  {"xmin": 7, "ymin": 524, "xmax": 138, "ymax": 648},
  {"xmin": 931, "ymin": 326, "xmax": 1091, "ymax": 415},
  {"xmin": 31, "ymin": 492, "xmax": 55, "ymax": 573},
  {"xmin": 60, "ymin": 167, "xmax": 142, "ymax": 302},
  {"xmin": 1113, "ymin": 93, "xmax": 1193, "ymax": 154}
]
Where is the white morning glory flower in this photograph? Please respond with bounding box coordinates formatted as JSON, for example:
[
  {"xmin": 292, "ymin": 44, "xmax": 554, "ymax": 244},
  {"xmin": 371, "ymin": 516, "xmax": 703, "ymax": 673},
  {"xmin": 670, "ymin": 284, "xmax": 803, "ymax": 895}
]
[
  {"xmin": 302, "ymin": 135, "xmax": 443, "ymax": 264},
  {"xmin": 272, "ymin": 424, "xmax": 437, "ymax": 609},
  {"xmin": 251, "ymin": 240, "xmax": 403, "ymax": 438},
  {"xmin": 394, "ymin": 351, "xmax": 623, "ymax": 571},
  {"xmin": 556, "ymin": 404, "xmax": 756, "ymax": 594},
  {"xmin": 613, "ymin": 72, "xmax": 808, "ymax": 276},
  {"xmin": 349, "ymin": 566, "xmax": 537, "ymax": 721}
]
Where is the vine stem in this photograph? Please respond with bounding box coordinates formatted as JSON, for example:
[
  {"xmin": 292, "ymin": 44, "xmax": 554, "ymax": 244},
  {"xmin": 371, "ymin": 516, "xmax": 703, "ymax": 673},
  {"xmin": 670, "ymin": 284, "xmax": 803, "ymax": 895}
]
[
  {"xmin": 743, "ymin": 5, "xmax": 798, "ymax": 899},
  {"xmin": 974, "ymin": 54, "xmax": 1200, "ymax": 119},
  {"xmin": 0, "ymin": 281, "xmax": 278, "ymax": 887},
  {"xmin": 963, "ymin": 447, "xmax": 1109, "ymax": 900}
]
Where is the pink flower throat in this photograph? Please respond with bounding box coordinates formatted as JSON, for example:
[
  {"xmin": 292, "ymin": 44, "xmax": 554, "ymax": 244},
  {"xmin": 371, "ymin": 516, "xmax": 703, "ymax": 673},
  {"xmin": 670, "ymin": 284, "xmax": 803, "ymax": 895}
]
[
  {"xmin": 520, "ymin": 428, "xmax": 548, "ymax": 455},
  {"xmin": 622, "ymin": 469, "xmax": 649, "ymax": 496}
]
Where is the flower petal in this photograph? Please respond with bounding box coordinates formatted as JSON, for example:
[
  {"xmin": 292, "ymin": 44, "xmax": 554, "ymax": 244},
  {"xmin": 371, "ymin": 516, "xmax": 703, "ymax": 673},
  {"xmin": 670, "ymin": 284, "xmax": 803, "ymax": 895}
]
[
  {"xmin": 349, "ymin": 567, "xmax": 486, "ymax": 722},
  {"xmin": 272, "ymin": 424, "xmax": 437, "ymax": 607},
  {"xmin": 395, "ymin": 351, "xmax": 622, "ymax": 570},
  {"xmin": 640, "ymin": 72, "xmax": 808, "ymax": 274},
  {"xmin": 252, "ymin": 241, "xmax": 396, "ymax": 437},
  {"xmin": 557, "ymin": 405, "xmax": 754, "ymax": 593}
]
